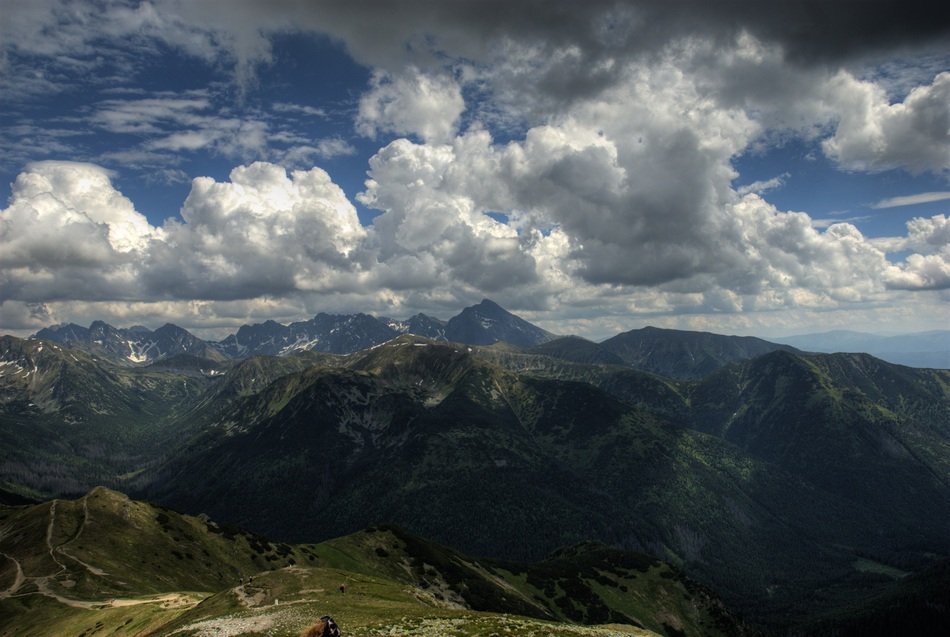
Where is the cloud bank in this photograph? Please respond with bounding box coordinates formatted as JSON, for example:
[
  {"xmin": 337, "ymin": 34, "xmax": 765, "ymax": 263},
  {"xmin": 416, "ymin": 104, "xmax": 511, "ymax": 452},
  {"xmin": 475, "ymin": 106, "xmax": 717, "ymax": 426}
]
[
  {"xmin": 2, "ymin": 148, "xmax": 947, "ymax": 337},
  {"xmin": 1, "ymin": 1, "xmax": 948, "ymax": 337}
]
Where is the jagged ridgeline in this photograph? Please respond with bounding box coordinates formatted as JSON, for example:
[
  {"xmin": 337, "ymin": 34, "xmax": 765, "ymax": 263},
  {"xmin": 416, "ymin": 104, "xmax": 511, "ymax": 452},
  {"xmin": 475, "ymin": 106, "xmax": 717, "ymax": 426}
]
[
  {"xmin": 3, "ymin": 300, "xmax": 949, "ymax": 633},
  {"xmin": 0, "ymin": 488, "xmax": 748, "ymax": 637},
  {"xmin": 29, "ymin": 299, "xmax": 558, "ymax": 364}
]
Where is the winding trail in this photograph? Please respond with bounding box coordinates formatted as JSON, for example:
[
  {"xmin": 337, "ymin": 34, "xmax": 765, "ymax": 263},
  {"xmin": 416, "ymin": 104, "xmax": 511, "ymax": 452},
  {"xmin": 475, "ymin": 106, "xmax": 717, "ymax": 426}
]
[
  {"xmin": 19, "ymin": 589, "xmax": 203, "ymax": 611},
  {"xmin": 57, "ymin": 494, "xmax": 108, "ymax": 577},
  {"xmin": 45, "ymin": 500, "xmax": 67, "ymax": 575},
  {"xmin": 0, "ymin": 498, "xmax": 148, "ymax": 610},
  {"xmin": 0, "ymin": 551, "xmax": 25, "ymax": 599}
]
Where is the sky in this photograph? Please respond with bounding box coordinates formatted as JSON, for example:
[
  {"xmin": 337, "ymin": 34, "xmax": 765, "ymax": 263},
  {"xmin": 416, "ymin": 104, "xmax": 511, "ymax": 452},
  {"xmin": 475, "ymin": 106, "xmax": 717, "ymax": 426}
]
[{"xmin": 0, "ymin": 0, "xmax": 948, "ymax": 341}]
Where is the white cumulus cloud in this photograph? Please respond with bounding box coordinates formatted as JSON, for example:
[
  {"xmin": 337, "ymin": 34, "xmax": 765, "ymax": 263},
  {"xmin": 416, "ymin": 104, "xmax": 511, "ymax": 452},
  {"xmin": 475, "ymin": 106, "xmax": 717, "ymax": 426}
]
[
  {"xmin": 0, "ymin": 161, "xmax": 156, "ymax": 301},
  {"xmin": 0, "ymin": 160, "xmax": 372, "ymax": 306},
  {"xmin": 146, "ymin": 162, "xmax": 368, "ymax": 300},
  {"xmin": 822, "ymin": 71, "xmax": 950, "ymax": 174},
  {"xmin": 357, "ymin": 68, "xmax": 465, "ymax": 143}
]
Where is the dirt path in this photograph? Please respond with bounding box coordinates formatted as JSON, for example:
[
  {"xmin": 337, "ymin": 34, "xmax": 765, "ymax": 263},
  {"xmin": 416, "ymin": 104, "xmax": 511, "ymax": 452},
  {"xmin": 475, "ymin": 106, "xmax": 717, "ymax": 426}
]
[
  {"xmin": 57, "ymin": 495, "xmax": 108, "ymax": 577},
  {"xmin": 45, "ymin": 500, "xmax": 67, "ymax": 575},
  {"xmin": 0, "ymin": 498, "xmax": 137, "ymax": 609},
  {"xmin": 4, "ymin": 575, "xmax": 203, "ymax": 611},
  {"xmin": 0, "ymin": 505, "xmax": 63, "ymax": 601},
  {"xmin": 3, "ymin": 497, "xmax": 203, "ymax": 612},
  {"xmin": 86, "ymin": 592, "xmax": 203, "ymax": 610},
  {"xmin": 43, "ymin": 495, "xmax": 108, "ymax": 579},
  {"xmin": 2, "ymin": 565, "xmax": 197, "ymax": 611},
  {"xmin": 0, "ymin": 551, "xmax": 25, "ymax": 599}
]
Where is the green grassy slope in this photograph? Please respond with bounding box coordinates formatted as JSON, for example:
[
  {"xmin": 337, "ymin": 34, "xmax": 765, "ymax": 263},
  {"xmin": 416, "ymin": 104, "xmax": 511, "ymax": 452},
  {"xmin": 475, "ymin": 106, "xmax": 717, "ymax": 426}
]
[
  {"xmin": 313, "ymin": 527, "xmax": 748, "ymax": 637},
  {"xmin": 1, "ymin": 489, "xmax": 749, "ymax": 637},
  {"xmin": 688, "ymin": 351, "xmax": 950, "ymax": 562},
  {"xmin": 0, "ymin": 487, "xmax": 328, "ymax": 636}
]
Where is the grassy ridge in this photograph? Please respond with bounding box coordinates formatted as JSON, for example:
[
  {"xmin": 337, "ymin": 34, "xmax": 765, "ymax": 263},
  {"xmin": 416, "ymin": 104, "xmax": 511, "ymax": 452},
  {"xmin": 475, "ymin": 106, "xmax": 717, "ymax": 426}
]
[{"xmin": 1, "ymin": 489, "xmax": 750, "ymax": 636}]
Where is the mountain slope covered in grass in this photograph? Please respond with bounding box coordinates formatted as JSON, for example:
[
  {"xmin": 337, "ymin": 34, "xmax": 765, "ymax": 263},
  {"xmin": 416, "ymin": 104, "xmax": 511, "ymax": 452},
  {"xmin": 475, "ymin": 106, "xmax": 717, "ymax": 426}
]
[{"xmin": 0, "ymin": 488, "xmax": 748, "ymax": 637}]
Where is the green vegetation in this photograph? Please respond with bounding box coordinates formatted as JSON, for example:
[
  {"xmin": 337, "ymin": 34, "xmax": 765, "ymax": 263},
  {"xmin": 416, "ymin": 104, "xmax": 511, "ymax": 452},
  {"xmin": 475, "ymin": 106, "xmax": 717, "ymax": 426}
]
[
  {"xmin": 1, "ymin": 489, "xmax": 747, "ymax": 636},
  {"xmin": 3, "ymin": 334, "xmax": 948, "ymax": 633}
]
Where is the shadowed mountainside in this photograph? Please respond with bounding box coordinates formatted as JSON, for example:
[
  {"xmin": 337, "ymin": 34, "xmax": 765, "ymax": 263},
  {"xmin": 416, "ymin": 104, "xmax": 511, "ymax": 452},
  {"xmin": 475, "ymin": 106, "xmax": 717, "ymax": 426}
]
[
  {"xmin": 144, "ymin": 336, "xmax": 950, "ymax": 628},
  {"xmin": 600, "ymin": 326, "xmax": 799, "ymax": 379}
]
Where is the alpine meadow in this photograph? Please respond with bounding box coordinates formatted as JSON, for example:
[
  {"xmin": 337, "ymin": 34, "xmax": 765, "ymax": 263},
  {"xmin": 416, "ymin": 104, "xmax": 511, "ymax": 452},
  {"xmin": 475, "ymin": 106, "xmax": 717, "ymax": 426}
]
[{"xmin": 1, "ymin": 2, "xmax": 949, "ymax": 636}]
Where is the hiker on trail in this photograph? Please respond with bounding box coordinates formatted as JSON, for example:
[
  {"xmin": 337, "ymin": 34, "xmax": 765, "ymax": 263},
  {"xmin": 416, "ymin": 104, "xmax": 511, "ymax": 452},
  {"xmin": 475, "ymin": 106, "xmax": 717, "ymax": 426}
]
[{"xmin": 300, "ymin": 615, "xmax": 341, "ymax": 637}]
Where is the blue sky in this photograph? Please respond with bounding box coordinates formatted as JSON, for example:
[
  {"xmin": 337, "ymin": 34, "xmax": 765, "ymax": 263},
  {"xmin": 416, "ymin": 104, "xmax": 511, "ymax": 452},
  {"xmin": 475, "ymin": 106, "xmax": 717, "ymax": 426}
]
[{"xmin": 0, "ymin": 0, "xmax": 948, "ymax": 340}]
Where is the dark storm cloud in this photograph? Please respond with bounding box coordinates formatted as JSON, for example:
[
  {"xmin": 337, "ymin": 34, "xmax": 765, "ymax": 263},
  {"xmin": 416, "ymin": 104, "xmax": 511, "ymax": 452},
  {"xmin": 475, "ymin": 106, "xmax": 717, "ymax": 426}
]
[
  {"xmin": 309, "ymin": 0, "xmax": 950, "ymax": 73},
  {"xmin": 717, "ymin": 0, "xmax": 950, "ymax": 64},
  {"xmin": 6, "ymin": 1, "xmax": 945, "ymax": 109},
  {"xmin": 192, "ymin": 0, "xmax": 941, "ymax": 124}
]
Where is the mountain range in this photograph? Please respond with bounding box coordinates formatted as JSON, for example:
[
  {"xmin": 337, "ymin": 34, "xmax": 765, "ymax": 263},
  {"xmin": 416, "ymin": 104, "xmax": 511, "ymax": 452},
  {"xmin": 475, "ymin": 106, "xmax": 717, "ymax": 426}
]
[
  {"xmin": 139, "ymin": 336, "xmax": 949, "ymax": 625},
  {"xmin": 30, "ymin": 299, "xmax": 558, "ymax": 365},
  {"xmin": 3, "ymin": 300, "xmax": 949, "ymax": 634},
  {"xmin": 30, "ymin": 301, "xmax": 947, "ymax": 376},
  {"xmin": 34, "ymin": 320, "xmax": 228, "ymax": 365}
]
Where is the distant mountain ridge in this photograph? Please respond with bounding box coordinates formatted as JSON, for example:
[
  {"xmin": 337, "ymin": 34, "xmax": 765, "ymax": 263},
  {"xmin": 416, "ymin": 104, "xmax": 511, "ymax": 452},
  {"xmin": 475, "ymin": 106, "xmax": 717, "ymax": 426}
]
[
  {"xmin": 382, "ymin": 312, "xmax": 448, "ymax": 340},
  {"xmin": 24, "ymin": 303, "xmax": 946, "ymax": 376},
  {"xmin": 771, "ymin": 329, "xmax": 950, "ymax": 369},
  {"xmin": 600, "ymin": 326, "xmax": 800, "ymax": 379},
  {"xmin": 214, "ymin": 312, "xmax": 398, "ymax": 357},
  {"xmin": 34, "ymin": 320, "xmax": 227, "ymax": 365},
  {"xmin": 27, "ymin": 299, "xmax": 560, "ymax": 365},
  {"xmin": 443, "ymin": 298, "xmax": 556, "ymax": 346}
]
